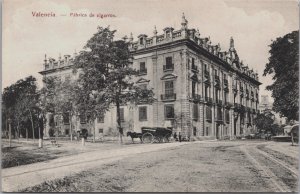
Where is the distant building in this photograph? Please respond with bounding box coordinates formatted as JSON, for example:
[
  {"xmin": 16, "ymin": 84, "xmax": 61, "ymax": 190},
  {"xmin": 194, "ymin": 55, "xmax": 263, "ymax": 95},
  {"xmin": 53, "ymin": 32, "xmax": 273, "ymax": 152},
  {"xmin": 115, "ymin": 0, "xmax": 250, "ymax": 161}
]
[
  {"xmin": 39, "ymin": 14, "xmax": 261, "ymax": 140},
  {"xmin": 258, "ymin": 95, "xmax": 286, "ymax": 125}
]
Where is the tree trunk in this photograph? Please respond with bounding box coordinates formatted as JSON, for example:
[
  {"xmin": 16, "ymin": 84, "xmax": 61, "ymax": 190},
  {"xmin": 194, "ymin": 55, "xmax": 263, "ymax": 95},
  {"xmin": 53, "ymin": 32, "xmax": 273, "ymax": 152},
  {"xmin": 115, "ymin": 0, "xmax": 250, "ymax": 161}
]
[
  {"xmin": 8, "ymin": 119, "xmax": 11, "ymax": 147},
  {"xmin": 17, "ymin": 120, "xmax": 20, "ymax": 142},
  {"xmin": 70, "ymin": 114, "xmax": 73, "ymax": 142},
  {"xmin": 29, "ymin": 110, "xmax": 35, "ymax": 142},
  {"xmin": 26, "ymin": 128, "xmax": 28, "ymax": 141},
  {"xmin": 116, "ymin": 100, "xmax": 123, "ymax": 144},
  {"xmin": 93, "ymin": 120, "xmax": 96, "ymax": 143},
  {"xmin": 38, "ymin": 117, "xmax": 43, "ymax": 148}
]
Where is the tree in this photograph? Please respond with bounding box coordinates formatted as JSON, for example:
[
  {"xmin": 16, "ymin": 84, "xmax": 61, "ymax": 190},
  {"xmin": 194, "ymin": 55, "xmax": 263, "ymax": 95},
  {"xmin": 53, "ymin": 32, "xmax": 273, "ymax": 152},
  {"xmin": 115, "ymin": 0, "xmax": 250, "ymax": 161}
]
[
  {"xmin": 253, "ymin": 110, "xmax": 275, "ymax": 133},
  {"xmin": 74, "ymin": 26, "xmax": 155, "ymax": 144},
  {"xmin": 2, "ymin": 76, "xmax": 40, "ymax": 141},
  {"xmin": 263, "ymin": 31, "xmax": 299, "ymax": 121},
  {"xmin": 40, "ymin": 76, "xmax": 71, "ymax": 139}
]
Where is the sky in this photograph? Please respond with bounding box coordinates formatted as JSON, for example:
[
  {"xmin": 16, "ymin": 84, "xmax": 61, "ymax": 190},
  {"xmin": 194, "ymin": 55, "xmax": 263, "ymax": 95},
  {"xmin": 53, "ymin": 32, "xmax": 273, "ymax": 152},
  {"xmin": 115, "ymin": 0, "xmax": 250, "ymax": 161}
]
[{"xmin": 2, "ymin": 0, "xmax": 299, "ymax": 101}]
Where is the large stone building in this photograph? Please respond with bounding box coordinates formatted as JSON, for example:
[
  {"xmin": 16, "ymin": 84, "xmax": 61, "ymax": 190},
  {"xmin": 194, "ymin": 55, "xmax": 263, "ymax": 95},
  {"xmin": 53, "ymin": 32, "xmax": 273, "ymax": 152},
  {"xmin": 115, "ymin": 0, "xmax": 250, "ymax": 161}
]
[{"xmin": 39, "ymin": 14, "xmax": 261, "ymax": 140}]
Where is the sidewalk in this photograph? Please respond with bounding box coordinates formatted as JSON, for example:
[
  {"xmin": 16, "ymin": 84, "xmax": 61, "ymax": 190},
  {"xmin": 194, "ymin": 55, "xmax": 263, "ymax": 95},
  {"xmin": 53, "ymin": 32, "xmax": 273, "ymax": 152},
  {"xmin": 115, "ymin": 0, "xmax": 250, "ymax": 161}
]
[{"xmin": 2, "ymin": 141, "xmax": 195, "ymax": 192}]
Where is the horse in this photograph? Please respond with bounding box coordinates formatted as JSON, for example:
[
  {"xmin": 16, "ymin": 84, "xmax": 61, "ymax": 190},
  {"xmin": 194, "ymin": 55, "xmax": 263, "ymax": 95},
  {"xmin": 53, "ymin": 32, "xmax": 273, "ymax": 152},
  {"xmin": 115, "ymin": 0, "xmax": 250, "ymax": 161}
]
[{"xmin": 127, "ymin": 131, "xmax": 142, "ymax": 143}]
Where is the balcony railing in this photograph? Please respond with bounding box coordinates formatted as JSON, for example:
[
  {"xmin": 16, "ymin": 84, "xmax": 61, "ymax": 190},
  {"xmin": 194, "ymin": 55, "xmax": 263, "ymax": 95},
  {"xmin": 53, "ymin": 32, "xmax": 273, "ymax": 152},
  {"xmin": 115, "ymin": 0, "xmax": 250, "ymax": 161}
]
[
  {"xmin": 192, "ymin": 94, "xmax": 201, "ymax": 102},
  {"xmin": 216, "ymin": 99, "xmax": 223, "ymax": 106},
  {"xmin": 161, "ymin": 93, "xmax": 176, "ymax": 101},
  {"xmin": 224, "ymin": 102, "xmax": 232, "ymax": 108},
  {"xmin": 224, "ymin": 79, "xmax": 228, "ymax": 87},
  {"xmin": 163, "ymin": 64, "xmax": 174, "ymax": 71},
  {"xmin": 138, "ymin": 68, "xmax": 147, "ymax": 75},
  {"xmin": 191, "ymin": 64, "xmax": 198, "ymax": 72},
  {"xmin": 234, "ymin": 103, "xmax": 241, "ymax": 112},
  {"xmin": 204, "ymin": 70, "xmax": 210, "ymax": 78},
  {"xmin": 205, "ymin": 96, "xmax": 213, "ymax": 104},
  {"xmin": 240, "ymin": 89, "xmax": 244, "ymax": 97}
]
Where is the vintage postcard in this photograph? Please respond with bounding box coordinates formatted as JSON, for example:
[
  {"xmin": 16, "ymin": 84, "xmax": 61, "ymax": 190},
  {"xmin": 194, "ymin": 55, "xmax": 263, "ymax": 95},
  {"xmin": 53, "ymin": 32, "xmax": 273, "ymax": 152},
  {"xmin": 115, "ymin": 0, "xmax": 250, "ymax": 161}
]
[{"xmin": 2, "ymin": 0, "xmax": 299, "ymax": 192}]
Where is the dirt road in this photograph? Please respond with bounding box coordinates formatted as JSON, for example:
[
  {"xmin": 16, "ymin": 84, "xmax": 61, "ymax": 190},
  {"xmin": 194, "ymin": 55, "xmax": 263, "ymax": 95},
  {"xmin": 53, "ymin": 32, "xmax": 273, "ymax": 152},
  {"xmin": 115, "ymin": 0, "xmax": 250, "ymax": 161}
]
[
  {"xmin": 2, "ymin": 140, "xmax": 299, "ymax": 192},
  {"xmin": 2, "ymin": 141, "xmax": 194, "ymax": 192}
]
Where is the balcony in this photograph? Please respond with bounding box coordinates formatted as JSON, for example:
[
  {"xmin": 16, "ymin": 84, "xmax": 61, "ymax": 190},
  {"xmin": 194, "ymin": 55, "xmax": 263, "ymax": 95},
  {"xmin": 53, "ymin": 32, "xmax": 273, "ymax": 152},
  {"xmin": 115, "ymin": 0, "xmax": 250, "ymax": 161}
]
[
  {"xmin": 161, "ymin": 93, "xmax": 176, "ymax": 101},
  {"xmin": 246, "ymin": 91, "xmax": 250, "ymax": 99},
  {"xmin": 225, "ymin": 102, "xmax": 233, "ymax": 109},
  {"xmin": 191, "ymin": 64, "xmax": 198, "ymax": 73},
  {"xmin": 246, "ymin": 107, "xmax": 251, "ymax": 112},
  {"xmin": 234, "ymin": 103, "xmax": 241, "ymax": 112},
  {"xmin": 216, "ymin": 99, "xmax": 223, "ymax": 107},
  {"xmin": 223, "ymin": 79, "xmax": 229, "ymax": 90},
  {"xmin": 205, "ymin": 96, "xmax": 213, "ymax": 105},
  {"xmin": 192, "ymin": 93, "xmax": 201, "ymax": 102},
  {"xmin": 233, "ymin": 85, "xmax": 238, "ymax": 94},
  {"xmin": 214, "ymin": 76, "xmax": 220, "ymax": 89},
  {"xmin": 204, "ymin": 70, "xmax": 210, "ymax": 78},
  {"xmin": 163, "ymin": 64, "xmax": 174, "ymax": 72},
  {"xmin": 240, "ymin": 90, "xmax": 244, "ymax": 97},
  {"xmin": 137, "ymin": 68, "xmax": 147, "ymax": 76}
]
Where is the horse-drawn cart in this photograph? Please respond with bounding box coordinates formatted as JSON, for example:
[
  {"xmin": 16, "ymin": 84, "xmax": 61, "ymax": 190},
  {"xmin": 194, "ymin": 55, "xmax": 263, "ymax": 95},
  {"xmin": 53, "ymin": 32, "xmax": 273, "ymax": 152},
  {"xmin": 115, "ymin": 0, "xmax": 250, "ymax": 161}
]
[
  {"xmin": 127, "ymin": 127, "xmax": 173, "ymax": 143},
  {"xmin": 141, "ymin": 127, "xmax": 172, "ymax": 143}
]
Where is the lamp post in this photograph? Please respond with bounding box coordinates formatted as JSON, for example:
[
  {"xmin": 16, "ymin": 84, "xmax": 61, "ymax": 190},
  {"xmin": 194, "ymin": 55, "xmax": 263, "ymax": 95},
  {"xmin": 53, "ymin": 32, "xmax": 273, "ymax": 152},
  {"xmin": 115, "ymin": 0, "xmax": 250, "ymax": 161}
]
[{"xmin": 8, "ymin": 118, "xmax": 12, "ymax": 147}]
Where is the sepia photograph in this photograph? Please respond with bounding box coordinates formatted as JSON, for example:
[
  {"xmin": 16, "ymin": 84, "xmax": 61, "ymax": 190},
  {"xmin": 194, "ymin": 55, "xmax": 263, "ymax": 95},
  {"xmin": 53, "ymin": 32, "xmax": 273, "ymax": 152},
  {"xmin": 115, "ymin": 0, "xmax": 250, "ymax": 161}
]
[{"xmin": 1, "ymin": 0, "xmax": 299, "ymax": 192}]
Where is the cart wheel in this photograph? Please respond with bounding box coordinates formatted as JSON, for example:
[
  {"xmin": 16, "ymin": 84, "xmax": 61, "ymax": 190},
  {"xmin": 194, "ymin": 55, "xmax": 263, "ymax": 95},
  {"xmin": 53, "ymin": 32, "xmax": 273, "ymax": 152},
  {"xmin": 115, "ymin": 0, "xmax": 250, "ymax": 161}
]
[
  {"xmin": 142, "ymin": 133, "xmax": 154, "ymax": 144},
  {"xmin": 163, "ymin": 134, "xmax": 170, "ymax": 143}
]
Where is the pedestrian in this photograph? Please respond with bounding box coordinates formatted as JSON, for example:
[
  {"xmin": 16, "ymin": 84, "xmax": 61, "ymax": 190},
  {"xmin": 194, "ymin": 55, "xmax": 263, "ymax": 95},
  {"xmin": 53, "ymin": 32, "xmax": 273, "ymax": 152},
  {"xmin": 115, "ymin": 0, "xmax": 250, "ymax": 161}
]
[
  {"xmin": 173, "ymin": 132, "xmax": 177, "ymax": 141},
  {"xmin": 179, "ymin": 132, "xmax": 182, "ymax": 142}
]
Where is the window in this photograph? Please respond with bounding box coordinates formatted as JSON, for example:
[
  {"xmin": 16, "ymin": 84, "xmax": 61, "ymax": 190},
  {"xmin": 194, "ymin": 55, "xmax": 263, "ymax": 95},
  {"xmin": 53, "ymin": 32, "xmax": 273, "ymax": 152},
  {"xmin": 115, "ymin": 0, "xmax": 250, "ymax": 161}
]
[
  {"xmin": 192, "ymin": 81, "xmax": 196, "ymax": 96},
  {"xmin": 205, "ymin": 86, "xmax": 208, "ymax": 99},
  {"xmin": 165, "ymin": 104, "xmax": 174, "ymax": 119},
  {"xmin": 215, "ymin": 88, "xmax": 219, "ymax": 102},
  {"xmin": 224, "ymin": 92, "xmax": 228, "ymax": 103},
  {"xmin": 206, "ymin": 127, "xmax": 209, "ymax": 136},
  {"xmin": 206, "ymin": 107, "xmax": 212, "ymax": 121},
  {"xmin": 117, "ymin": 108, "xmax": 124, "ymax": 122},
  {"xmin": 79, "ymin": 114, "xmax": 86, "ymax": 124},
  {"xmin": 140, "ymin": 62, "xmax": 146, "ymax": 72},
  {"xmin": 225, "ymin": 110, "xmax": 230, "ymax": 123},
  {"xmin": 165, "ymin": 81, "xmax": 174, "ymax": 95},
  {"xmin": 97, "ymin": 115, "xmax": 104, "ymax": 123},
  {"xmin": 139, "ymin": 84, "xmax": 147, "ymax": 90},
  {"xmin": 140, "ymin": 37, "xmax": 144, "ymax": 45},
  {"xmin": 63, "ymin": 112, "xmax": 70, "ymax": 124},
  {"xmin": 165, "ymin": 57, "xmax": 173, "ymax": 69},
  {"xmin": 214, "ymin": 69, "xmax": 218, "ymax": 76},
  {"xmin": 166, "ymin": 31, "xmax": 171, "ymax": 38},
  {"xmin": 192, "ymin": 58, "xmax": 195, "ymax": 66},
  {"xmin": 99, "ymin": 128, "xmax": 103, "ymax": 133},
  {"xmin": 193, "ymin": 127, "xmax": 197, "ymax": 136},
  {"xmin": 217, "ymin": 107, "xmax": 223, "ymax": 121},
  {"xmin": 65, "ymin": 129, "xmax": 69, "ymax": 135},
  {"xmin": 139, "ymin": 106, "xmax": 147, "ymax": 121},
  {"xmin": 193, "ymin": 103, "xmax": 198, "ymax": 120},
  {"xmin": 65, "ymin": 75, "xmax": 71, "ymax": 82}
]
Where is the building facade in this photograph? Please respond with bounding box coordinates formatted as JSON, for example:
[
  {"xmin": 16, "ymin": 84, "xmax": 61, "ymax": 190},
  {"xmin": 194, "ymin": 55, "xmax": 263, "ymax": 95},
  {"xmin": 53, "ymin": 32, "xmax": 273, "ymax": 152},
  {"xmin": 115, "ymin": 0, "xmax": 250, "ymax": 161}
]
[{"xmin": 39, "ymin": 14, "xmax": 261, "ymax": 140}]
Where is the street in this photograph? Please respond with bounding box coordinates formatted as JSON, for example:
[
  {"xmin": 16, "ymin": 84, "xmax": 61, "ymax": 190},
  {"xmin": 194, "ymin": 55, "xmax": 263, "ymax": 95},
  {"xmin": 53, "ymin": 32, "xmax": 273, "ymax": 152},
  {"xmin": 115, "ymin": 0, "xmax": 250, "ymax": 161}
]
[{"xmin": 2, "ymin": 140, "xmax": 298, "ymax": 192}]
